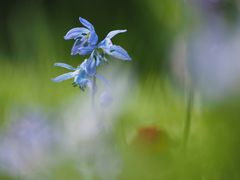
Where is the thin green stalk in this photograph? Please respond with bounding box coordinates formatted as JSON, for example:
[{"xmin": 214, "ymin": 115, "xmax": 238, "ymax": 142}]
[{"xmin": 183, "ymin": 86, "xmax": 194, "ymax": 149}]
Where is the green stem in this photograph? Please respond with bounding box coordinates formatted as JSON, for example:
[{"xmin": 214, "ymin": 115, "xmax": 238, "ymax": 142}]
[{"xmin": 183, "ymin": 86, "xmax": 194, "ymax": 149}]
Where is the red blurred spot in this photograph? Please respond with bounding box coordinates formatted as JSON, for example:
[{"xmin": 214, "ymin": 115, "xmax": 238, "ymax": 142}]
[
  {"xmin": 131, "ymin": 126, "xmax": 169, "ymax": 153},
  {"xmin": 138, "ymin": 126, "xmax": 161, "ymax": 143}
]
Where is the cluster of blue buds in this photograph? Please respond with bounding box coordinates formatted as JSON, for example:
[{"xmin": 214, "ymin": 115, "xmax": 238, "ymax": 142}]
[{"xmin": 52, "ymin": 17, "xmax": 131, "ymax": 91}]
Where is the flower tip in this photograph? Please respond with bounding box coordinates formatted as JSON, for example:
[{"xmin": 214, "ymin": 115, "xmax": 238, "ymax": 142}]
[
  {"xmin": 79, "ymin": 17, "xmax": 84, "ymax": 21},
  {"xmin": 123, "ymin": 57, "xmax": 132, "ymax": 61},
  {"xmin": 127, "ymin": 57, "xmax": 132, "ymax": 61},
  {"xmin": 63, "ymin": 35, "xmax": 68, "ymax": 40},
  {"xmin": 71, "ymin": 51, "xmax": 77, "ymax": 56},
  {"xmin": 51, "ymin": 78, "xmax": 58, "ymax": 82},
  {"xmin": 63, "ymin": 32, "xmax": 72, "ymax": 40},
  {"xmin": 79, "ymin": 17, "xmax": 88, "ymax": 25},
  {"xmin": 53, "ymin": 63, "xmax": 59, "ymax": 67}
]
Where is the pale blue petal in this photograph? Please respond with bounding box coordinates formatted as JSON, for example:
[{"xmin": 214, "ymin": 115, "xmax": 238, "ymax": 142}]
[
  {"xmin": 52, "ymin": 72, "xmax": 75, "ymax": 82},
  {"xmin": 97, "ymin": 39, "xmax": 106, "ymax": 48},
  {"xmin": 96, "ymin": 56, "xmax": 102, "ymax": 66},
  {"xmin": 54, "ymin": 63, "xmax": 76, "ymax": 70},
  {"xmin": 79, "ymin": 17, "xmax": 95, "ymax": 31},
  {"xmin": 79, "ymin": 18, "xmax": 98, "ymax": 45},
  {"xmin": 64, "ymin": 27, "xmax": 89, "ymax": 40},
  {"xmin": 95, "ymin": 54, "xmax": 106, "ymax": 66},
  {"xmin": 76, "ymin": 78, "xmax": 89, "ymax": 86},
  {"xmin": 78, "ymin": 46, "xmax": 95, "ymax": 55},
  {"xmin": 79, "ymin": 59, "xmax": 88, "ymax": 69},
  {"xmin": 85, "ymin": 57, "xmax": 96, "ymax": 76},
  {"xmin": 107, "ymin": 45, "xmax": 131, "ymax": 61},
  {"xmin": 71, "ymin": 39, "xmax": 84, "ymax": 55},
  {"xmin": 88, "ymin": 30, "xmax": 98, "ymax": 45},
  {"xmin": 74, "ymin": 70, "xmax": 91, "ymax": 90},
  {"xmin": 98, "ymin": 38, "xmax": 113, "ymax": 51},
  {"xmin": 94, "ymin": 50, "xmax": 107, "ymax": 66},
  {"xmin": 106, "ymin": 30, "xmax": 127, "ymax": 39}
]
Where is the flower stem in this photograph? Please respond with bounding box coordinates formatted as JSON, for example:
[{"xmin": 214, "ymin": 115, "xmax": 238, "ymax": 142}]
[
  {"xmin": 183, "ymin": 86, "xmax": 194, "ymax": 149},
  {"xmin": 91, "ymin": 76, "xmax": 97, "ymax": 110}
]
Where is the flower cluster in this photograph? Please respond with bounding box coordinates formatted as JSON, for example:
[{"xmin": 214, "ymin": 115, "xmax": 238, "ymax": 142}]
[{"xmin": 52, "ymin": 17, "xmax": 131, "ymax": 91}]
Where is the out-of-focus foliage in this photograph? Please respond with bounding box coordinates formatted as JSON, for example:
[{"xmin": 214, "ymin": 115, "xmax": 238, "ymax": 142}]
[
  {"xmin": 0, "ymin": 0, "xmax": 186, "ymax": 122},
  {"xmin": 0, "ymin": 0, "xmax": 186, "ymax": 74}
]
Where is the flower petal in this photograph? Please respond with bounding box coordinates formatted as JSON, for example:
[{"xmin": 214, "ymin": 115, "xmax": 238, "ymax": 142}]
[
  {"xmin": 106, "ymin": 45, "xmax": 131, "ymax": 61},
  {"xmin": 88, "ymin": 30, "xmax": 98, "ymax": 45},
  {"xmin": 79, "ymin": 59, "xmax": 88, "ymax": 69},
  {"xmin": 54, "ymin": 63, "xmax": 76, "ymax": 70},
  {"xmin": 78, "ymin": 46, "xmax": 96, "ymax": 55},
  {"xmin": 64, "ymin": 27, "xmax": 89, "ymax": 40},
  {"xmin": 79, "ymin": 18, "xmax": 98, "ymax": 45},
  {"xmin": 95, "ymin": 54, "xmax": 106, "ymax": 66},
  {"xmin": 52, "ymin": 72, "xmax": 75, "ymax": 82},
  {"xmin": 85, "ymin": 57, "xmax": 96, "ymax": 76},
  {"xmin": 98, "ymin": 38, "xmax": 113, "ymax": 49},
  {"xmin": 95, "ymin": 56, "xmax": 102, "ymax": 66},
  {"xmin": 71, "ymin": 39, "xmax": 84, "ymax": 55},
  {"xmin": 79, "ymin": 17, "xmax": 95, "ymax": 31},
  {"xmin": 74, "ymin": 70, "xmax": 91, "ymax": 90},
  {"xmin": 106, "ymin": 30, "xmax": 127, "ymax": 39}
]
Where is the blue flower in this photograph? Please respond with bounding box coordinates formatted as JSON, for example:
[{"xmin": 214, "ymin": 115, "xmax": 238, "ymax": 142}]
[
  {"xmin": 53, "ymin": 17, "xmax": 132, "ymax": 97},
  {"xmin": 64, "ymin": 17, "xmax": 98, "ymax": 56},
  {"xmin": 52, "ymin": 61, "xmax": 92, "ymax": 91},
  {"xmin": 52, "ymin": 60, "xmax": 111, "ymax": 91},
  {"xmin": 86, "ymin": 50, "xmax": 107, "ymax": 73},
  {"xmin": 85, "ymin": 55, "xmax": 97, "ymax": 76},
  {"xmin": 98, "ymin": 30, "xmax": 132, "ymax": 61}
]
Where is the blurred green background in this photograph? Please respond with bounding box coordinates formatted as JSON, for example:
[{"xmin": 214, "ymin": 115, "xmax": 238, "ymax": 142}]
[
  {"xmin": 1, "ymin": 0, "xmax": 240, "ymax": 179},
  {"xmin": 0, "ymin": 0, "xmax": 185, "ymax": 121}
]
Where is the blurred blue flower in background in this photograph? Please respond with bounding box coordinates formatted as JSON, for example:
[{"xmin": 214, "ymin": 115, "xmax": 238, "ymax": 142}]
[{"xmin": 0, "ymin": 110, "xmax": 56, "ymax": 177}]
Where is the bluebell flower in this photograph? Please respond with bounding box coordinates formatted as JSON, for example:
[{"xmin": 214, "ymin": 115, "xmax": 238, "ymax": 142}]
[
  {"xmin": 52, "ymin": 61, "xmax": 92, "ymax": 91},
  {"xmin": 85, "ymin": 53, "xmax": 98, "ymax": 76},
  {"xmin": 81, "ymin": 30, "xmax": 132, "ymax": 75},
  {"xmin": 86, "ymin": 50, "xmax": 107, "ymax": 74},
  {"xmin": 98, "ymin": 30, "xmax": 131, "ymax": 61},
  {"xmin": 53, "ymin": 17, "xmax": 132, "ymax": 100},
  {"xmin": 52, "ymin": 60, "xmax": 111, "ymax": 92},
  {"xmin": 64, "ymin": 17, "xmax": 98, "ymax": 56}
]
